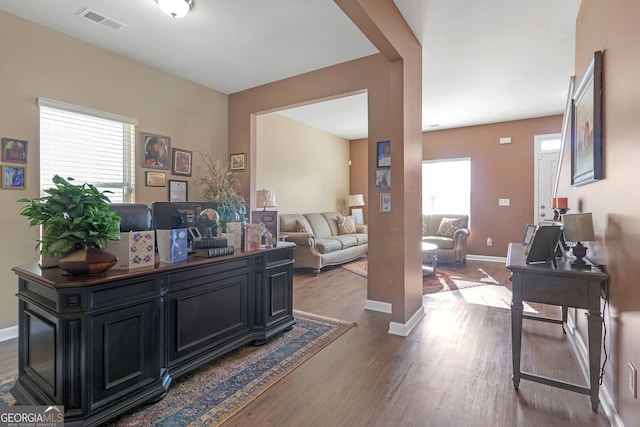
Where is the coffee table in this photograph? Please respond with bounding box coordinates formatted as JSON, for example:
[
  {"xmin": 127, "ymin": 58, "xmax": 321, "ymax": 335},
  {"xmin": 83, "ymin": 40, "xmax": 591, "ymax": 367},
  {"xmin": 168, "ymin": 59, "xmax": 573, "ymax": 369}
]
[{"xmin": 421, "ymin": 242, "xmax": 438, "ymax": 276}]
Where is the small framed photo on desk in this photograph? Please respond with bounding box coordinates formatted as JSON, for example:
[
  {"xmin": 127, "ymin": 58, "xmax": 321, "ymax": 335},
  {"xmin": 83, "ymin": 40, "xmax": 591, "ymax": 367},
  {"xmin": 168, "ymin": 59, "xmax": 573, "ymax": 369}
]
[
  {"xmin": 525, "ymin": 225, "xmax": 562, "ymax": 265},
  {"xmin": 522, "ymin": 224, "xmax": 536, "ymax": 246}
]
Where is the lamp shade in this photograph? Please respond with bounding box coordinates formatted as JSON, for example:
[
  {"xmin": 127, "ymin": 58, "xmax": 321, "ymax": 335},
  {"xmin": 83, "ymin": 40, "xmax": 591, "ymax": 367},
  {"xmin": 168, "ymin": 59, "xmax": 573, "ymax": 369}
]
[
  {"xmin": 347, "ymin": 194, "xmax": 365, "ymax": 207},
  {"xmin": 256, "ymin": 189, "xmax": 276, "ymax": 209},
  {"xmin": 552, "ymin": 197, "xmax": 568, "ymax": 209},
  {"xmin": 562, "ymin": 213, "xmax": 595, "ymax": 242},
  {"xmin": 157, "ymin": 0, "xmax": 193, "ymax": 18}
]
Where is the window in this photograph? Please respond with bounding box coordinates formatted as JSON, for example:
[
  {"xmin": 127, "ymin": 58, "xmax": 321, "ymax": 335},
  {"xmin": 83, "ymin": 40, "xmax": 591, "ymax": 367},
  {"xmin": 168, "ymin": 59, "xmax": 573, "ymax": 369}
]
[
  {"xmin": 422, "ymin": 158, "xmax": 471, "ymax": 217},
  {"xmin": 38, "ymin": 98, "xmax": 137, "ymax": 203}
]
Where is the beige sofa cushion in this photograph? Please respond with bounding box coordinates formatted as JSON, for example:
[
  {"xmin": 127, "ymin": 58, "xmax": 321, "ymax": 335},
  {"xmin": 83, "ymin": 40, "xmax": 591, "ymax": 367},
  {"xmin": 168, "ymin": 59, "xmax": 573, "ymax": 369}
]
[
  {"xmin": 337, "ymin": 215, "xmax": 356, "ymax": 234},
  {"xmin": 296, "ymin": 219, "xmax": 315, "ymax": 236},
  {"xmin": 436, "ymin": 217, "xmax": 463, "ymax": 238},
  {"xmin": 423, "ymin": 236, "xmax": 455, "ymax": 249},
  {"xmin": 315, "ymin": 238, "xmax": 342, "ymax": 253},
  {"xmin": 332, "ymin": 235, "xmax": 358, "ymax": 249},
  {"xmin": 304, "ymin": 213, "xmax": 333, "ymax": 238}
]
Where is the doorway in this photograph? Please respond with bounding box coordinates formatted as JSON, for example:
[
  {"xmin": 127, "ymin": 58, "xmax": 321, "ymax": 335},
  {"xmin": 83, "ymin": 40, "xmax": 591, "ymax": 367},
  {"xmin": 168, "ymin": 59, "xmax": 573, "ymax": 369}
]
[{"xmin": 534, "ymin": 133, "xmax": 562, "ymax": 223}]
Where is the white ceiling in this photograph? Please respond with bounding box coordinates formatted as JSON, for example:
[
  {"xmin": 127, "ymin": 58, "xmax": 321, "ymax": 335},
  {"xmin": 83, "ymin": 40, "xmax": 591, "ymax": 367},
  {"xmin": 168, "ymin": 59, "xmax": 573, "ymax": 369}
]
[{"xmin": 1, "ymin": 0, "xmax": 580, "ymax": 140}]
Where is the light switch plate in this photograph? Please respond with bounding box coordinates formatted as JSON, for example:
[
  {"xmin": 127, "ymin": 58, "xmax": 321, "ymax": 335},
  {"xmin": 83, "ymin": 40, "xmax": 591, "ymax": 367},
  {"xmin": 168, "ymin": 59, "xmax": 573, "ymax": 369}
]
[{"xmin": 499, "ymin": 199, "xmax": 510, "ymax": 206}]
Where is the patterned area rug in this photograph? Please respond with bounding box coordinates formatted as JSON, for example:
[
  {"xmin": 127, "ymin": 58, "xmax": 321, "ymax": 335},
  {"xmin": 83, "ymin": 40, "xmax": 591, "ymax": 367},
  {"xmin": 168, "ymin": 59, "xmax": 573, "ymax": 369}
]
[
  {"xmin": 0, "ymin": 311, "xmax": 355, "ymax": 426},
  {"xmin": 341, "ymin": 260, "xmax": 500, "ymax": 294}
]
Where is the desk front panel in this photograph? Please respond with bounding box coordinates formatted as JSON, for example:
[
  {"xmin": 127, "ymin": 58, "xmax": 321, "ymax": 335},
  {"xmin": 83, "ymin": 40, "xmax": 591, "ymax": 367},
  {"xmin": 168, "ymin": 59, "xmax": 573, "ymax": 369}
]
[{"xmin": 518, "ymin": 272, "xmax": 590, "ymax": 308}]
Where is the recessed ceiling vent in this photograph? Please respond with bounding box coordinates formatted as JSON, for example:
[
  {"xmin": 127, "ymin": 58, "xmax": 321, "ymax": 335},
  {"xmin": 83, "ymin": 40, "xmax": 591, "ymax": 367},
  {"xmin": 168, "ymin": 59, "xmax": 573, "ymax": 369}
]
[{"xmin": 78, "ymin": 8, "xmax": 126, "ymax": 31}]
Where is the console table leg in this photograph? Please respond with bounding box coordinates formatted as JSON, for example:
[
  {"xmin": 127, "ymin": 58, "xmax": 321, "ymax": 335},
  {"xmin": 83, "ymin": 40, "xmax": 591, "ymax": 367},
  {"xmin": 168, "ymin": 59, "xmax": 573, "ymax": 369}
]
[
  {"xmin": 587, "ymin": 310, "xmax": 603, "ymax": 411},
  {"xmin": 511, "ymin": 299, "xmax": 523, "ymax": 391}
]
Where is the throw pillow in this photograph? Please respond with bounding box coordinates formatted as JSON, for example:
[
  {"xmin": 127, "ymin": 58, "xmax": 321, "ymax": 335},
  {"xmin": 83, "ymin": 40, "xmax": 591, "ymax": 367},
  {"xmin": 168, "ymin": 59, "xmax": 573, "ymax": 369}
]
[
  {"xmin": 337, "ymin": 215, "xmax": 356, "ymax": 234},
  {"xmin": 296, "ymin": 219, "xmax": 315, "ymax": 237},
  {"xmin": 436, "ymin": 217, "xmax": 462, "ymax": 238}
]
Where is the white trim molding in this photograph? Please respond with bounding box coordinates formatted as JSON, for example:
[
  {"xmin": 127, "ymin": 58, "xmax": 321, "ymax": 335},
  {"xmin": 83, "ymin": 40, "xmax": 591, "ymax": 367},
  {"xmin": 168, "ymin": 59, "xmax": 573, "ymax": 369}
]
[
  {"xmin": 388, "ymin": 306, "xmax": 425, "ymax": 337},
  {"xmin": 467, "ymin": 254, "xmax": 507, "ymax": 263},
  {"xmin": 364, "ymin": 299, "xmax": 392, "ymax": 314},
  {"xmin": 566, "ymin": 315, "xmax": 624, "ymax": 427},
  {"xmin": 0, "ymin": 325, "xmax": 18, "ymax": 342}
]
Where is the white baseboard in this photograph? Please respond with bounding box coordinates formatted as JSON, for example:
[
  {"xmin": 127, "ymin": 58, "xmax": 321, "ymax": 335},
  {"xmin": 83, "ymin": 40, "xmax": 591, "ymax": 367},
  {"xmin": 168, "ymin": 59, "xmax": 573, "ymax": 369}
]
[
  {"xmin": 566, "ymin": 316, "xmax": 624, "ymax": 427},
  {"xmin": 467, "ymin": 254, "xmax": 507, "ymax": 263},
  {"xmin": 0, "ymin": 325, "xmax": 18, "ymax": 342},
  {"xmin": 388, "ymin": 306, "xmax": 425, "ymax": 337},
  {"xmin": 364, "ymin": 299, "xmax": 392, "ymax": 314}
]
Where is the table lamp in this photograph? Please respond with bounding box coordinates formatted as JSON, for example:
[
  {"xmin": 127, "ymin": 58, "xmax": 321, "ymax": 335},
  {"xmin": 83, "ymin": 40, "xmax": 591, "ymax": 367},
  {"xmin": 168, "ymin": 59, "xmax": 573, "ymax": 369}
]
[
  {"xmin": 552, "ymin": 197, "xmax": 569, "ymax": 220},
  {"xmin": 256, "ymin": 189, "xmax": 277, "ymax": 211},
  {"xmin": 347, "ymin": 194, "xmax": 365, "ymax": 224},
  {"xmin": 253, "ymin": 189, "xmax": 278, "ymax": 246},
  {"xmin": 562, "ymin": 213, "xmax": 595, "ymax": 268}
]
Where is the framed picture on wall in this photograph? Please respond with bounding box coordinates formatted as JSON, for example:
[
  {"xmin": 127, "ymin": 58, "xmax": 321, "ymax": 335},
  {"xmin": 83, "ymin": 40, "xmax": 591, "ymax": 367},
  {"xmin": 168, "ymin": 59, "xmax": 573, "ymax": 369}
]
[
  {"xmin": 168, "ymin": 180, "xmax": 188, "ymax": 202},
  {"xmin": 145, "ymin": 171, "xmax": 166, "ymax": 187},
  {"xmin": 380, "ymin": 193, "xmax": 391, "ymax": 212},
  {"xmin": 230, "ymin": 153, "xmax": 246, "ymax": 171},
  {"xmin": 1, "ymin": 138, "xmax": 27, "ymax": 163},
  {"xmin": 571, "ymin": 50, "xmax": 603, "ymax": 186},
  {"xmin": 141, "ymin": 132, "xmax": 170, "ymax": 170},
  {"xmin": 1, "ymin": 165, "xmax": 26, "ymax": 189},
  {"xmin": 376, "ymin": 140, "xmax": 391, "ymax": 167},
  {"xmin": 172, "ymin": 148, "xmax": 192, "ymax": 176},
  {"xmin": 375, "ymin": 169, "xmax": 390, "ymax": 190}
]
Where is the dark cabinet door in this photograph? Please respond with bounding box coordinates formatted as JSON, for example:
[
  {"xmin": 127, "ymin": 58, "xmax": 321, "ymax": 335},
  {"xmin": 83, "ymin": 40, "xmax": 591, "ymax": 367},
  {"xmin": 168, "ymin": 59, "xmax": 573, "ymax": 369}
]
[
  {"xmin": 263, "ymin": 262, "xmax": 293, "ymax": 328},
  {"xmin": 89, "ymin": 298, "xmax": 162, "ymax": 411},
  {"xmin": 167, "ymin": 269, "xmax": 250, "ymax": 371}
]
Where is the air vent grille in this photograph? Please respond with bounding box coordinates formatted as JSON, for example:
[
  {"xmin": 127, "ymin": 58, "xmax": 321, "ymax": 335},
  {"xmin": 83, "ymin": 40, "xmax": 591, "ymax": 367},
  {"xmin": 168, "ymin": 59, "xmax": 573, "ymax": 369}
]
[{"xmin": 78, "ymin": 8, "xmax": 126, "ymax": 31}]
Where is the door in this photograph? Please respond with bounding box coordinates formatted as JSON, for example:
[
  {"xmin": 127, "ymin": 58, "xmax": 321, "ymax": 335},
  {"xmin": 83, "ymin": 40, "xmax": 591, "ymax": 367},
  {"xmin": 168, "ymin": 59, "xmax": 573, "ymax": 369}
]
[{"xmin": 534, "ymin": 134, "xmax": 562, "ymax": 223}]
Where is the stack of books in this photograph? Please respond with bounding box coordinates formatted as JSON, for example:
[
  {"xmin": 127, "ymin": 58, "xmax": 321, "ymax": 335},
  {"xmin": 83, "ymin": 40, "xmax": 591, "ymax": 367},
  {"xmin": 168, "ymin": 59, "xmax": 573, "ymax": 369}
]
[{"xmin": 194, "ymin": 246, "xmax": 234, "ymax": 258}]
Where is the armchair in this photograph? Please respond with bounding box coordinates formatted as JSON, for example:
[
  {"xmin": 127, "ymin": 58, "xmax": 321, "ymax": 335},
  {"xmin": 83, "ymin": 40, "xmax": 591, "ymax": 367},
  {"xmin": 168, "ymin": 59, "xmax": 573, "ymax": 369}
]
[{"xmin": 421, "ymin": 214, "xmax": 470, "ymax": 266}]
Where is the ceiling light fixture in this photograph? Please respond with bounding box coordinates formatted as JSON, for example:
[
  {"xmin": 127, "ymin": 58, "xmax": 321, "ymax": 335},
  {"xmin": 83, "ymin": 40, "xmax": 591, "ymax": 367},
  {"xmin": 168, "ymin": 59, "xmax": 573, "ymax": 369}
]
[{"xmin": 156, "ymin": 0, "xmax": 193, "ymax": 18}]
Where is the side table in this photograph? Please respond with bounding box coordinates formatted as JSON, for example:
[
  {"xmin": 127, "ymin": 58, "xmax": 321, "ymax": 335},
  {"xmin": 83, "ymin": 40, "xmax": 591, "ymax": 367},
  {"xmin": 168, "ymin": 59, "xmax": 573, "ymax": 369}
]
[{"xmin": 421, "ymin": 242, "xmax": 438, "ymax": 276}]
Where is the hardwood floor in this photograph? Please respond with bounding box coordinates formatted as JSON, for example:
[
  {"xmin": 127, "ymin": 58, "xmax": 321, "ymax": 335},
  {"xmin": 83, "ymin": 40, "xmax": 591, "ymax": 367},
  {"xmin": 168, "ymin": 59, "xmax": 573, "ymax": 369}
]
[
  {"xmin": 0, "ymin": 260, "xmax": 610, "ymax": 426},
  {"xmin": 225, "ymin": 261, "xmax": 610, "ymax": 427}
]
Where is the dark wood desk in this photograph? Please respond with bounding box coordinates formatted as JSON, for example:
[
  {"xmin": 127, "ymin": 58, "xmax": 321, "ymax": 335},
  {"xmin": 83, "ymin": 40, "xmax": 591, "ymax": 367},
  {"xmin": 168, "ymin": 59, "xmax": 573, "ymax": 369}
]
[
  {"xmin": 11, "ymin": 243, "xmax": 296, "ymax": 426},
  {"xmin": 506, "ymin": 243, "xmax": 607, "ymax": 411}
]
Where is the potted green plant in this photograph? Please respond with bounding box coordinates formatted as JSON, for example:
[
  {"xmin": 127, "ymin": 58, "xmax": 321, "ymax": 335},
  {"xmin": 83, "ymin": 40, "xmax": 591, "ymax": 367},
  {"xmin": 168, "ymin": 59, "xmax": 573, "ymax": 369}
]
[
  {"xmin": 195, "ymin": 152, "xmax": 247, "ymax": 231},
  {"xmin": 19, "ymin": 175, "xmax": 122, "ymax": 275}
]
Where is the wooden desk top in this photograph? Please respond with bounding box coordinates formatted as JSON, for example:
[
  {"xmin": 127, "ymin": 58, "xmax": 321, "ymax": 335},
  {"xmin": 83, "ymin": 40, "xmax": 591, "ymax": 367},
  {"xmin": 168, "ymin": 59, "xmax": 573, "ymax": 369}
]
[{"xmin": 506, "ymin": 242, "xmax": 607, "ymax": 280}]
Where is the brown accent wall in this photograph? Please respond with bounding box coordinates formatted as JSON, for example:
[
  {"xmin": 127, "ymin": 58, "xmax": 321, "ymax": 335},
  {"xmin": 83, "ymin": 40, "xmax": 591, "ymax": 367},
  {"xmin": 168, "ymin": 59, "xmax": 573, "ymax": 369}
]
[
  {"xmin": 423, "ymin": 116, "xmax": 562, "ymax": 257},
  {"xmin": 558, "ymin": 0, "xmax": 640, "ymax": 423},
  {"xmin": 230, "ymin": 0, "xmax": 423, "ymax": 324},
  {"xmin": 0, "ymin": 11, "xmax": 228, "ymax": 329},
  {"xmin": 349, "ymin": 138, "xmax": 369, "ymax": 223}
]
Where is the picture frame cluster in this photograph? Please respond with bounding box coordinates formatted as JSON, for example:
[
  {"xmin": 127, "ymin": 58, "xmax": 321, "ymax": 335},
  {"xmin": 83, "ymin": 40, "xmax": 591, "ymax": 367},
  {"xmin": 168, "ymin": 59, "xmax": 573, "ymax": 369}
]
[{"xmin": 1, "ymin": 137, "xmax": 27, "ymax": 190}]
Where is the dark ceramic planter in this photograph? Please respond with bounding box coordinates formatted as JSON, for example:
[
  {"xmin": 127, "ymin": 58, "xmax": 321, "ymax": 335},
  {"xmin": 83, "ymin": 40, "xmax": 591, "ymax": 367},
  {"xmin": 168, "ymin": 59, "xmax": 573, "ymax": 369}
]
[{"xmin": 58, "ymin": 245, "xmax": 118, "ymax": 276}]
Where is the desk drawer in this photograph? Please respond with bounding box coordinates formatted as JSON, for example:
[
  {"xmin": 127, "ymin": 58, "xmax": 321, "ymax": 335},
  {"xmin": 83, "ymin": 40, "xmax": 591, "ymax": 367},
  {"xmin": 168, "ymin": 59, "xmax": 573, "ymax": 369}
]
[{"xmin": 520, "ymin": 274, "xmax": 590, "ymax": 308}]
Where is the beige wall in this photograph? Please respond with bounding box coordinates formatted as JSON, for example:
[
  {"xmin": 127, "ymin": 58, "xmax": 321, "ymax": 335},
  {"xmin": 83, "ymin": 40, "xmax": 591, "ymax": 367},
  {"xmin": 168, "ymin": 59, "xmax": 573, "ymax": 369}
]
[
  {"xmin": 0, "ymin": 11, "xmax": 228, "ymax": 329},
  {"xmin": 558, "ymin": 0, "xmax": 640, "ymax": 423},
  {"xmin": 256, "ymin": 113, "xmax": 350, "ymax": 215}
]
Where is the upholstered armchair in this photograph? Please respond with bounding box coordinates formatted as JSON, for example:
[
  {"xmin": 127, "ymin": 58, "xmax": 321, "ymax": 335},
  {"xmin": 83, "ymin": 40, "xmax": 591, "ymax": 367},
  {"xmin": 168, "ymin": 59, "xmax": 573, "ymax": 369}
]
[{"xmin": 421, "ymin": 214, "xmax": 470, "ymax": 266}]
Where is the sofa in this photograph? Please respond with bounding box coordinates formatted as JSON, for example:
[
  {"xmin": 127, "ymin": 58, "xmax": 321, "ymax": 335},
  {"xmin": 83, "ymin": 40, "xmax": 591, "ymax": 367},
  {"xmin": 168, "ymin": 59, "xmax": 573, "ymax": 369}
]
[
  {"xmin": 280, "ymin": 212, "xmax": 368, "ymax": 274},
  {"xmin": 422, "ymin": 214, "xmax": 470, "ymax": 266}
]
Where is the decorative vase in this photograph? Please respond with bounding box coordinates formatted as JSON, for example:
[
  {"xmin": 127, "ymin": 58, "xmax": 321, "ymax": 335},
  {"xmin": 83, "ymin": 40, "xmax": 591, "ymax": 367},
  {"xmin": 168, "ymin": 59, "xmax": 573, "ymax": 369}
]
[{"xmin": 58, "ymin": 244, "xmax": 118, "ymax": 276}]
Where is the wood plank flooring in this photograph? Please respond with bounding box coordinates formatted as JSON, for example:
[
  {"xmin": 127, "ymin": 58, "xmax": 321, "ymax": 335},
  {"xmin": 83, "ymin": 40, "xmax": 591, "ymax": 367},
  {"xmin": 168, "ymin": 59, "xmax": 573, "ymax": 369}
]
[{"xmin": 0, "ymin": 260, "xmax": 610, "ymax": 426}]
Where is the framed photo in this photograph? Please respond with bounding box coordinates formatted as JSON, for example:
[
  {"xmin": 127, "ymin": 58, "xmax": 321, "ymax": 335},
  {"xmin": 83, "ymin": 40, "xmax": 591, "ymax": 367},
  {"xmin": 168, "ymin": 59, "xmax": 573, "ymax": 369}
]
[
  {"xmin": 145, "ymin": 171, "xmax": 166, "ymax": 187},
  {"xmin": 172, "ymin": 148, "xmax": 192, "ymax": 176},
  {"xmin": 571, "ymin": 50, "xmax": 603, "ymax": 187},
  {"xmin": 230, "ymin": 153, "xmax": 246, "ymax": 171},
  {"xmin": 351, "ymin": 208, "xmax": 364, "ymax": 225},
  {"xmin": 168, "ymin": 179, "xmax": 188, "ymax": 202},
  {"xmin": 375, "ymin": 169, "xmax": 391, "ymax": 190},
  {"xmin": 525, "ymin": 225, "xmax": 562, "ymax": 265},
  {"xmin": 380, "ymin": 193, "xmax": 391, "ymax": 212},
  {"xmin": 1, "ymin": 138, "xmax": 27, "ymax": 163},
  {"xmin": 1, "ymin": 165, "xmax": 26, "ymax": 189},
  {"xmin": 522, "ymin": 224, "xmax": 536, "ymax": 246},
  {"xmin": 376, "ymin": 140, "xmax": 391, "ymax": 167},
  {"xmin": 141, "ymin": 132, "xmax": 170, "ymax": 170}
]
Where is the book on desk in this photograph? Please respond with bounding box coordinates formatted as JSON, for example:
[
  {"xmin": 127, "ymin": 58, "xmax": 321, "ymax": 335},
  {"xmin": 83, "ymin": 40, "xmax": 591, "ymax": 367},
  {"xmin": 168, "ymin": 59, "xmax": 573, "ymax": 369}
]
[{"xmin": 194, "ymin": 246, "xmax": 235, "ymax": 258}]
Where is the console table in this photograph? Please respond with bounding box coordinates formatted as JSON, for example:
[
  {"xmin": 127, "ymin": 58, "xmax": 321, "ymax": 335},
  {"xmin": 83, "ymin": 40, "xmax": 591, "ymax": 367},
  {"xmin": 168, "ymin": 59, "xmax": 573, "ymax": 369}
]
[
  {"xmin": 506, "ymin": 243, "xmax": 607, "ymax": 411},
  {"xmin": 11, "ymin": 243, "xmax": 296, "ymax": 426}
]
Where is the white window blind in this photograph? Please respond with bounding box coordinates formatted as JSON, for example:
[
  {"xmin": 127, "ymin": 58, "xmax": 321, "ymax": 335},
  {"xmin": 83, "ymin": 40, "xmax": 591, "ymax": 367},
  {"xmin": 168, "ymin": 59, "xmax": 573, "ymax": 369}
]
[{"xmin": 38, "ymin": 98, "xmax": 137, "ymax": 203}]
